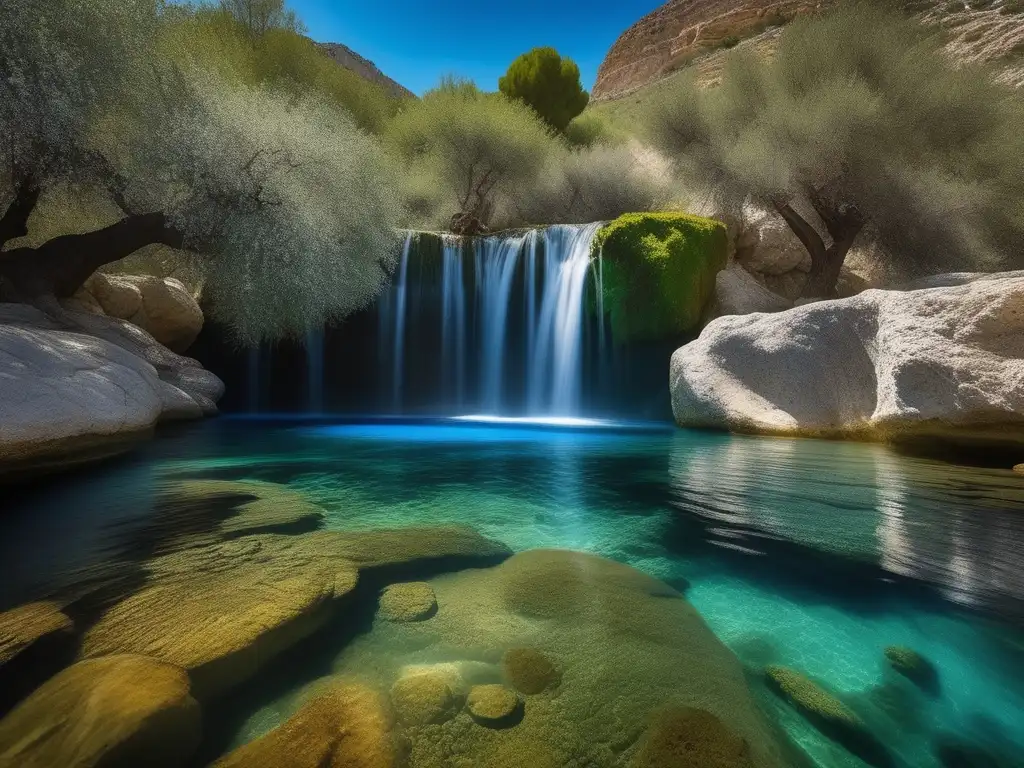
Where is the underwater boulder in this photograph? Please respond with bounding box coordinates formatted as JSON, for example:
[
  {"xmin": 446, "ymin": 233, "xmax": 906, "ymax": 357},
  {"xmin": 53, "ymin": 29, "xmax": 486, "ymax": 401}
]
[
  {"xmin": 630, "ymin": 705, "xmax": 754, "ymax": 768},
  {"xmin": 467, "ymin": 684, "xmax": 523, "ymax": 727},
  {"xmin": 79, "ymin": 527, "xmax": 509, "ymax": 699},
  {"xmin": 501, "ymin": 647, "xmax": 561, "ymax": 695},
  {"xmin": 325, "ymin": 549, "xmax": 790, "ymax": 768},
  {"xmin": 378, "ymin": 582, "xmax": 438, "ymax": 622},
  {"xmin": 0, "ymin": 654, "xmax": 201, "ymax": 768},
  {"xmin": 884, "ymin": 645, "xmax": 941, "ymax": 695},
  {"xmin": 765, "ymin": 665, "xmax": 893, "ymax": 768},
  {"xmin": 0, "ymin": 601, "xmax": 75, "ymax": 716},
  {"xmin": 390, "ymin": 670, "xmax": 461, "ymax": 725},
  {"xmin": 212, "ymin": 681, "xmax": 399, "ymax": 768}
]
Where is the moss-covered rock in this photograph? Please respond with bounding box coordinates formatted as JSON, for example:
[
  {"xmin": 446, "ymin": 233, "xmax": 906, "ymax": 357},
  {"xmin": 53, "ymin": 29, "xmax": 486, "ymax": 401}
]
[
  {"xmin": 467, "ymin": 684, "xmax": 522, "ymax": 727},
  {"xmin": 213, "ymin": 681, "xmax": 398, "ymax": 768},
  {"xmin": 630, "ymin": 706, "xmax": 754, "ymax": 768},
  {"xmin": 501, "ymin": 647, "xmax": 561, "ymax": 695},
  {"xmin": 884, "ymin": 645, "xmax": 940, "ymax": 695},
  {"xmin": 0, "ymin": 655, "xmax": 201, "ymax": 768},
  {"xmin": 390, "ymin": 671, "xmax": 460, "ymax": 725},
  {"xmin": 595, "ymin": 213, "xmax": 728, "ymax": 342},
  {"xmin": 378, "ymin": 582, "xmax": 438, "ymax": 622},
  {"xmin": 765, "ymin": 665, "xmax": 893, "ymax": 768}
]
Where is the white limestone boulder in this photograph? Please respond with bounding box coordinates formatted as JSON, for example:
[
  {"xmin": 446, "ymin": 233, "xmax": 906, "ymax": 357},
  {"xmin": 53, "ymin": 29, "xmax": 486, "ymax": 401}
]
[
  {"xmin": 713, "ymin": 264, "xmax": 793, "ymax": 318},
  {"xmin": 670, "ymin": 273, "xmax": 1024, "ymax": 447},
  {"xmin": 0, "ymin": 305, "xmax": 223, "ymax": 478}
]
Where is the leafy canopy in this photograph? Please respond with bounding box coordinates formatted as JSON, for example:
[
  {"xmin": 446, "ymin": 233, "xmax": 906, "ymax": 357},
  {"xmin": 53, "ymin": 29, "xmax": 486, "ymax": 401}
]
[
  {"xmin": 646, "ymin": 1, "xmax": 1024, "ymax": 284},
  {"xmin": 1, "ymin": 0, "xmax": 403, "ymax": 344},
  {"xmin": 499, "ymin": 47, "xmax": 590, "ymax": 132}
]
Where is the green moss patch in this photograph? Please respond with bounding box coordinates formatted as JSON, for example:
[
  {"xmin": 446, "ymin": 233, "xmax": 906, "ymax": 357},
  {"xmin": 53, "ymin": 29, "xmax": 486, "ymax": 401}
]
[{"xmin": 594, "ymin": 213, "xmax": 728, "ymax": 343}]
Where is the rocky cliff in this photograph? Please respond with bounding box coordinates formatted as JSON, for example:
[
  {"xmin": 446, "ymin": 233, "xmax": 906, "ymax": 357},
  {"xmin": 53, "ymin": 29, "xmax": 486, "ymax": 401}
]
[
  {"xmin": 593, "ymin": 0, "xmax": 1024, "ymax": 101},
  {"xmin": 317, "ymin": 42, "xmax": 415, "ymax": 100}
]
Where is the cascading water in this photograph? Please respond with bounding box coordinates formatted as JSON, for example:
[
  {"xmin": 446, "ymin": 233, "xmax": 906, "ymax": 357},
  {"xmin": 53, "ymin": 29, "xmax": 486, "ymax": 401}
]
[
  {"xmin": 390, "ymin": 233, "xmax": 413, "ymax": 409},
  {"xmin": 476, "ymin": 233, "xmax": 527, "ymax": 413},
  {"xmin": 384, "ymin": 222, "xmax": 607, "ymax": 418},
  {"xmin": 441, "ymin": 234, "xmax": 467, "ymax": 407}
]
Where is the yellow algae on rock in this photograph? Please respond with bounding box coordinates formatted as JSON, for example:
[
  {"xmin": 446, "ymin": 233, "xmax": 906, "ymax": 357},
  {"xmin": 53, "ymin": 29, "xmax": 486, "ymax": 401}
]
[
  {"xmin": 501, "ymin": 647, "xmax": 560, "ymax": 695},
  {"xmin": 630, "ymin": 706, "xmax": 754, "ymax": 768},
  {"xmin": 379, "ymin": 582, "xmax": 438, "ymax": 622},
  {"xmin": 213, "ymin": 681, "xmax": 398, "ymax": 768},
  {"xmin": 0, "ymin": 654, "xmax": 200, "ymax": 768}
]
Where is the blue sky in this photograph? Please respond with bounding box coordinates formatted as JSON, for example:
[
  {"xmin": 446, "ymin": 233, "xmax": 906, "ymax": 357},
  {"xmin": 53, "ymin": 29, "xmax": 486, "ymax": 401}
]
[{"xmin": 287, "ymin": 0, "xmax": 663, "ymax": 96}]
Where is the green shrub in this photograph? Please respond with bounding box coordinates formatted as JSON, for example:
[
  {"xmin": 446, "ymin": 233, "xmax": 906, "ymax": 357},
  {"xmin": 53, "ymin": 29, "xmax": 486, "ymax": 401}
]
[
  {"xmin": 499, "ymin": 47, "xmax": 590, "ymax": 132},
  {"xmin": 595, "ymin": 213, "xmax": 727, "ymax": 342},
  {"xmin": 720, "ymin": 35, "xmax": 741, "ymax": 49}
]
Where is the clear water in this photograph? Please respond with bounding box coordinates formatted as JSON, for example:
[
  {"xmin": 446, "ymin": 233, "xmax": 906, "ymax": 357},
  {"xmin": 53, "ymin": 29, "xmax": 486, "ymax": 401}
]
[{"xmin": 4, "ymin": 418, "xmax": 1024, "ymax": 767}]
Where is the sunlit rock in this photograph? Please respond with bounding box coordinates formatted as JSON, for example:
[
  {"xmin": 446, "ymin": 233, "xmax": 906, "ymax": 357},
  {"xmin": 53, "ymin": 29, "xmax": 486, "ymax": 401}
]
[{"xmin": 671, "ymin": 273, "xmax": 1024, "ymax": 448}]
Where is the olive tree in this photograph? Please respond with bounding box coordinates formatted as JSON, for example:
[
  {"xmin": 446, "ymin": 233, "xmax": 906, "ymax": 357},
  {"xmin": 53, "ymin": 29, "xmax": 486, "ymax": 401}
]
[
  {"xmin": 647, "ymin": 1, "xmax": 1024, "ymax": 296},
  {"xmin": 387, "ymin": 78, "xmax": 554, "ymax": 234},
  {"xmin": 1, "ymin": 0, "xmax": 402, "ymax": 344}
]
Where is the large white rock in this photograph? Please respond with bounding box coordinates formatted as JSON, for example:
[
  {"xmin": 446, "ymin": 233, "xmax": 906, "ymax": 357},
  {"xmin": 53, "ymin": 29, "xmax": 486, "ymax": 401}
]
[
  {"xmin": 0, "ymin": 305, "xmax": 223, "ymax": 478},
  {"xmin": 671, "ymin": 274, "xmax": 1024, "ymax": 447},
  {"xmin": 713, "ymin": 264, "xmax": 793, "ymax": 318}
]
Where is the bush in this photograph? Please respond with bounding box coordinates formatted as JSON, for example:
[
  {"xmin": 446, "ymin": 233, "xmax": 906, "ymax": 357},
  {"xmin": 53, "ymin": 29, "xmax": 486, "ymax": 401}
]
[
  {"xmin": 563, "ymin": 111, "xmax": 627, "ymax": 149},
  {"xmin": 594, "ymin": 213, "xmax": 728, "ymax": 342},
  {"xmin": 502, "ymin": 142, "xmax": 675, "ymax": 228},
  {"xmin": 386, "ymin": 78, "xmax": 555, "ymax": 232},
  {"xmin": 499, "ymin": 47, "xmax": 590, "ymax": 132},
  {"xmin": 646, "ymin": 1, "xmax": 1024, "ymax": 297},
  {"xmin": 158, "ymin": 7, "xmax": 402, "ymax": 133}
]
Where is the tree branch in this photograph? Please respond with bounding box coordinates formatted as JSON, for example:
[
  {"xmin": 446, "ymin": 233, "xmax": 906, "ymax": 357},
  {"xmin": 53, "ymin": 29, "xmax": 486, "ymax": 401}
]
[
  {"xmin": 0, "ymin": 177, "xmax": 41, "ymax": 249},
  {"xmin": 0, "ymin": 211, "xmax": 187, "ymax": 299},
  {"xmin": 772, "ymin": 198, "xmax": 826, "ymax": 261}
]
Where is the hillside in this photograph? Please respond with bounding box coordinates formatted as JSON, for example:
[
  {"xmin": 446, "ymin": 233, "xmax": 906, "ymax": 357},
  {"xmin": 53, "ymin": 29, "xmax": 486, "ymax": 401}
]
[
  {"xmin": 317, "ymin": 41, "xmax": 415, "ymax": 100},
  {"xmin": 592, "ymin": 0, "xmax": 1024, "ymax": 111}
]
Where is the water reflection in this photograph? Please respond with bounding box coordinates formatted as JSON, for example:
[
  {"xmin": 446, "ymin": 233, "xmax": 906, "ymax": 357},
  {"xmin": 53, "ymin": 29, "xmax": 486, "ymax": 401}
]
[{"xmin": 666, "ymin": 431, "xmax": 1024, "ymax": 619}]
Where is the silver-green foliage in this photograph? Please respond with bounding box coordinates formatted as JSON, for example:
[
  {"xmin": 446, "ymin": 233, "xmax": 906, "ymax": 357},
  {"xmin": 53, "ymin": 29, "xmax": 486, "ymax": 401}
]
[
  {"xmin": 386, "ymin": 78, "xmax": 555, "ymax": 229},
  {"xmin": 647, "ymin": 1, "xmax": 1024, "ymax": 276},
  {"xmin": 1, "ymin": 0, "xmax": 402, "ymax": 345}
]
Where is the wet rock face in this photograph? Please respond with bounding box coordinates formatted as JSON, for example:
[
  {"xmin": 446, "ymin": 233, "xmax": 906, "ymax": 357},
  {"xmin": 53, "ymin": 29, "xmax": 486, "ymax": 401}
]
[
  {"xmin": 0, "ymin": 655, "xmax": 201, "ymax": 768},
  {"xmin": 592, "ymin": 1, "xmax": 820, "ymax": 100}
]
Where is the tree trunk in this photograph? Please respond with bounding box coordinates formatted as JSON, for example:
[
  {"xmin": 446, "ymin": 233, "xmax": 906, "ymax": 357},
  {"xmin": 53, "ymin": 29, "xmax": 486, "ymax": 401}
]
[
  {"xmin": 0, "ymin": 212, "xmax": 185, "ymax": 301},
  {"xmin": 772, "ymin": 197, "xmax": 864, "ymax": 299}
]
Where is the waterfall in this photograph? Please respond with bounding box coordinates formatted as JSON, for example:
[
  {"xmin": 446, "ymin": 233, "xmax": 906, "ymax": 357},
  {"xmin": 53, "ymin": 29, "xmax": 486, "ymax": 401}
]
[
  {"xmin": 305, "ymin": 328, "xmax": 324, "ymax": 412},
  {"xmin": 390, "ymin": 232, "xmax": 413, "ymax": 411},
  {"xmin": 475, "ymin": 233, "xmax": 526, "ymax": 413},
  {"xmin": 441, "ymin": 234, "xmax": 467, "ymax": 408},
  {"xmin": 379, "ymin": 222, "xmax": 605, "ymax": 418}
]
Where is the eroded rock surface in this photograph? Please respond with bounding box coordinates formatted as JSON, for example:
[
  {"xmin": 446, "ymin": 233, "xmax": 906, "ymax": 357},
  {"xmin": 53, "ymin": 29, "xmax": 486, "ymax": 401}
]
[
  {"xmin": 213, "ymin": 681, "xmax": 399, "ymax": 768},
  {"xmin": 0, "ymin": 305, "xmax": 222, "ymax": 480},
  {"xmin": 0, "ymin": 655, "xmax": 201, "ymax": 768},
  {"xmin": 671, "ymin": 274, "xmax": 1024, "ymax": 448}
]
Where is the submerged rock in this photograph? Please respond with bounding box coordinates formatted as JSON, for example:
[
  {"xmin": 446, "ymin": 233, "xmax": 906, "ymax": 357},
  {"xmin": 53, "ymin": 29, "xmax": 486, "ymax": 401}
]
[
  {"xmin": 671, "ymin": 273, "xmax": 1024, "ymax": 449},
  {"xmin": 378, "ymin": 582, "xmax": 437, "ymax": 622},
  {"xmin": 765, "ymin": 665, "xmax": 893, "ymax": 768},
  {"xmin": 884, "ymin": 645, "xmax": 940, "ymax": 695},
  {"xmin": 630, "ymin": 706, "xmax": 754, "ymax": 768},
  {"xmin": 327, "ymin": 549, "xmax": 790, "ymax": 768},
  {"xmin": 0, "ymin": 602, "xmax": 75, "ymax": 715},
  {"xmin": 467, "ymin": 684, "xmax": 522, "ymax": 726},
  {"xmin": 80, "ymin": 527, "xmax": 508, "ymax": 699},
  {"xmin": 0, "ymin": 305, "xmax": 222, "ymax": 481},
  {"xmin": 212, "ymin": 681, "xmax": 398, "ymax": 768},
  {"xmin": 0, "ymin": 654, "xmax": 201, "ymax": 768},
  {"xmin": 390, "ymin": 670, "xmax": 460, "ymax": 725},
  {"xmin": 501, "ymin": 647, "xmax": 561, "ymax": 695}
]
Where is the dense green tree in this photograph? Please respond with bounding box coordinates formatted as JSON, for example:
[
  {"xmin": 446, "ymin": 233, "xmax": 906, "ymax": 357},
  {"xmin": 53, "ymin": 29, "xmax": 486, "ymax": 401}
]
[
  {"xmin": 646, "ymin": 1, "xmax": 1024, "ymax": 296},
  {"xmin": 387, "ymin": 78, "xmax": 554, "ymax": 233},
  {"xmin": 0, "ymin": 0, "xmax": 402, "ymax": 344},
  {"xmin": 499, "ymin": 47, "xmax": 590, "ymax": 132}
]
